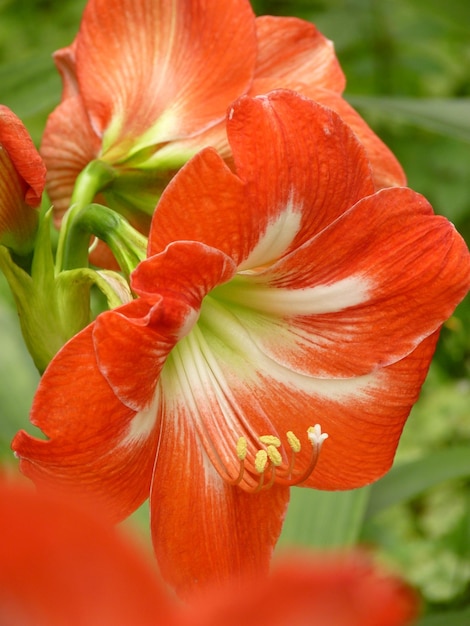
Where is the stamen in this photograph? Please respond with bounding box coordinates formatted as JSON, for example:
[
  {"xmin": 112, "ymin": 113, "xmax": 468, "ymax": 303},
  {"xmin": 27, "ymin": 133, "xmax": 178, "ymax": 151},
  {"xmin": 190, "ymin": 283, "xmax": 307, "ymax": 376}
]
[
  {"xmin": 254, "ymin": 449, "xmax": 268, "ymax": 473},
  {"xmin": 288, "ymin": 424, "xmax": 328, "ymax": 485},
  {"xmin": 286, "ymin": 431, "xmax": 301, "ymax": 453},
  {"xmin": 232, "ymin": 425, "xmax": 328, "ymax": 493},
  {"xmin": 259, "ymin": 435, "xmax": 281, "ymax": 447},
  {"xmin": 265, "ymin": 444, "xmax": 282, "ymax": 489},
  {"xmin": 286, "ymin": 430, "xmax": 301, "ymax": 478},
  {"xmin": 253, "ymin": 449, "xmax": 268, "ymax": 492},
  {"xmin": 234, "ymin": 436, "xmax": 248, "ymax": 485},
  {"xmin": 266, "ymin": 445, "xmax": 282, "ymax": 466},
  {"xmin": 236, "ymin": 436, "xmax": 248, "ymax": 461}
]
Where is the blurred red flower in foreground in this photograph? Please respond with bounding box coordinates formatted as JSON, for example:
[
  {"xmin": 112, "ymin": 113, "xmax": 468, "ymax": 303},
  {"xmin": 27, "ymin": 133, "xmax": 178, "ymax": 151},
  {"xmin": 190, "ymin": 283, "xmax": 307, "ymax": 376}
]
[
  {"xmin": 14, "ymin": 91, "xmax": 470, "ymax": 594},
  {"xmin": 0, "ymin": 106, "xmax": 46, "ymax": 254},
  {"xmin": 0, "ymin": 478, "xmax": 173, "ymax": 626},
  {"xmin": 0, "ymin": 478, "xmax": 418, "ymax": 626},
  {"xmin": 182, "ymin": 553, "xmax": 418, "ymax": 626}
]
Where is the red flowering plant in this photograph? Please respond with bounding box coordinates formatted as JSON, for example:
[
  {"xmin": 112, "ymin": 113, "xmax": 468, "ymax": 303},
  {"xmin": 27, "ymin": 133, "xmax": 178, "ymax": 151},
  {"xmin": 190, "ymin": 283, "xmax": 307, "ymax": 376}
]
[
  {"xmin": 41, "ymin": 0, "xmax": 405, "ymax": 268},
  {"xmin": 13, "ymin": 91, "xmax": 470, "ymax": 595},
  {"xmin": 0, "ymin": 477, "xmax": 417, "ymax": 626},
  {"xmin": 2, "ymin": 0, "xmax": 470, "ymax": 618}
]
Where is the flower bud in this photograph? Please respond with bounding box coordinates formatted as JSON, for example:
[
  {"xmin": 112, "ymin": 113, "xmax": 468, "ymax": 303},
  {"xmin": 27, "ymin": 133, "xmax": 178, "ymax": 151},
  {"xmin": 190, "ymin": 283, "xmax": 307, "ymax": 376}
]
[{"xmin": 0, "ymin": 106, "xmax": 46, "ymax": 255}]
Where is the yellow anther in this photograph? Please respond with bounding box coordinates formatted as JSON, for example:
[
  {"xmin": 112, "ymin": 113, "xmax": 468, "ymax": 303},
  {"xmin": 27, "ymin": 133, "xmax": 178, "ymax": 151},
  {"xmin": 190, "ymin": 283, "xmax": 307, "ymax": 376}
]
[
  {"xmin": 254, "ymin": 449, "xmax": 268, "ymax": 473},
  {"xmin": 233, "ymin": 426, "xmax": 328, "ymax": 493},
  {"xmin": 259, "ymin": 435, "xmax": 281, "ymax": 447},
  {"xmin": 236, "ymin": 436, "xmax": 248, "ymax": 461},
  {"xmin": 267, "ymin": 444, "xmax": 282, "ymax": 466},
  {"xmin": 286, "ymin": 430, "xmax": 301, "ymax": 453}
]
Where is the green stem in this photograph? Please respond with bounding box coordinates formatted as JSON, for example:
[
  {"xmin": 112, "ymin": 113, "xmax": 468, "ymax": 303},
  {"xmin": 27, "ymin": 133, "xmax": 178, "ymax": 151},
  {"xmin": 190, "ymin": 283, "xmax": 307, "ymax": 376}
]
[
  {"xmin": 64, "ymin": 204, "xmax": 147, "ymax": 278},
  {"xmin": 56, "ymin": 159, "xmax": 116, "ymax": 271}
]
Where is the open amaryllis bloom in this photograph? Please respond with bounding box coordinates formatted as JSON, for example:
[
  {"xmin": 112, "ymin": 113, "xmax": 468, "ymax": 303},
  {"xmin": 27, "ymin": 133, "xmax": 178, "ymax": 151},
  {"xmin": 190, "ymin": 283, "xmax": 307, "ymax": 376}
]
[
  {"xmin": 41, "ymin": 0, "xmax": 404, "ymax": 240},
  {"xmin": 14, "ymin": 91, "xmax": 470, "ymax": 594},
  {"xmin": 41, "ymin": 0, "xmax": 256, "ymax": 230},
  {"xmin": 0, "ymin": 106, "xmax": 46, "ymax": 254}
]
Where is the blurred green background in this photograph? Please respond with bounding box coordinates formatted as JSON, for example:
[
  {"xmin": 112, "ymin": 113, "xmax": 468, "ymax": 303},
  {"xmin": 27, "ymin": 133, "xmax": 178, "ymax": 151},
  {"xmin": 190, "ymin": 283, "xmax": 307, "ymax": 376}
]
[{"xmin": 1, "ymin": 1, "xmax": 469, "ymax": 623}]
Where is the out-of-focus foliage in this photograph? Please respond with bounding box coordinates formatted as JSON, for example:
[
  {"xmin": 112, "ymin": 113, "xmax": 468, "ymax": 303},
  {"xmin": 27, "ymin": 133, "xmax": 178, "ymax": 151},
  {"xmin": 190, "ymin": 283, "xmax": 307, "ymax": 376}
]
[
  {"xmin": 0, "ymin": 0, "xmax": 86, "ymax": 63},
  {"xmin": 0, "ymin": 1, "xmax": 469, "ymax": 623},
  {"xmin": 0, "ymin": 0, "xmax": 86, "ymax": 140}
]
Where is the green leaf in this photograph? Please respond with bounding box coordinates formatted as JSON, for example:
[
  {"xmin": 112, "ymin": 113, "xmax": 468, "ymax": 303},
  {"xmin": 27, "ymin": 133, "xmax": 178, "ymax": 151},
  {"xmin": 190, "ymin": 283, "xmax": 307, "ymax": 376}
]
[
  {"xmin": 416, "ymin": 608, "xmax": 470, "ymax": 626},
  {"xmin": 0, "ymin": 294, "xmax": 39, "ymax": 461},
  {"xmin": 365, "ymin": 446, "xmax": 470, "ymax": 520},
  {"xmin": 278, "ymin": 486, "xmax": 370, "ymax": 549},
  {"xmin": 347, "ymin": 96, "xmax": 470, "ymax": 143}
]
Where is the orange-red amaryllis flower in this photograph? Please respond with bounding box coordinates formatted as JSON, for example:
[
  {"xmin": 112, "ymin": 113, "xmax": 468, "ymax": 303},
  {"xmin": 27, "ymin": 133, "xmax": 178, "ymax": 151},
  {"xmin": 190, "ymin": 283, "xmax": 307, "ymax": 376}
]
[
  {"xmin": 14, "ymin": 91, "xmax": 470, "ymax": 595},
  {"xmin": 41, "ymin": 0, "xmax": 404, "ymax": 238},
  {"xmin": 0, "ymin": 478, "xmax": 417, "ymax": 626},
  {"xmin": 0, "ymin": 106, "xmax": 46, "ymax": 255},
  {"xmin": 41, "ymin": 0, "xmax": 257, "ymax": 229}
]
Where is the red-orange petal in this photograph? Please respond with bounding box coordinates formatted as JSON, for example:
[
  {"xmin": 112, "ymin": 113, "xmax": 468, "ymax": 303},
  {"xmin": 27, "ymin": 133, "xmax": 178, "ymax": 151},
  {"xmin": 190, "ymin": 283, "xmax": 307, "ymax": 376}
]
[
  {"xmin": 227, "ymin": 92, "xmax": 374, "ymax": 257},
  {"xmin": 148, "ymin": 148, "xmax": 251, "ymax": 261},
  {"xmin": 181, "ymin": 551, "xmax": 418, "ymax": 626},
  {"xmin": 149, "ymin": 401, "xmax": 290, "ymax": 596},
  {"xmin": 41, "ymin": 96, "xmax": 101, "ymax": 223},
  {"xmin": 0, "ymin": 478, "xmax": 174, "ymax": 626},
  {"xmin": 252, "ymin": 17, "xmax": 404, "ymax": 188},
  {"xmin": 74, "ymin": 0, "xmax": 257, "ymax": 153},
  {"xmin": 265, "ymin": 333, "xmax": 440, "ymax": 490},
  {"xmin": 214, "ymin": 187, "xmax": 470, "ymax": 380},
  {"xmin": 94, "ymin": 242, "xmax": 235, "ymax": 410},
  {"xmin": 149, "ymin": 93, "xmax": 375, "ymax": 264},
  {"xmin": 12, "ymin": 325, "xmax": 160, "ymax": 521},
  {"xmin": 254, "ymin": 16, "xmax": 346, "ymax": 93},
  {"xmin": 0, "ymin": 142, "xmax": 38, "ymax": 252},
  {"xmin": 143, "ymin": 16, "xmax": 353, "ymax": 174},
  {"xmin": 252, "ymin": 79, "xmax": 406, "ymax": 189},
  {"xmin": 132, "ymin": 240, "xmax": 237, "ymax": 304},
  {"xmin": 300, "ymin": 87, "xmax": 407, "ymax": 188},
  {"xmin": 53, "ymin": 41, "xmax": 80, "ymax": 100},
  {"xmin": 0, "ymin": 105, "xmax": 46, "ymax": 208}
]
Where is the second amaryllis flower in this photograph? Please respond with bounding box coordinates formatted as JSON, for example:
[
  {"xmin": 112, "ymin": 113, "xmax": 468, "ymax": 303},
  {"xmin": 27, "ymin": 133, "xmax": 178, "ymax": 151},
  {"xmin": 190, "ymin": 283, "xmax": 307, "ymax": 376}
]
[
  {"xmin": 14, "ymin": 91, "xmax": 470, "ymax": 595},
  {"xmin": 41, "ymin": 0, "xmax": 405, "ymax": 251}
]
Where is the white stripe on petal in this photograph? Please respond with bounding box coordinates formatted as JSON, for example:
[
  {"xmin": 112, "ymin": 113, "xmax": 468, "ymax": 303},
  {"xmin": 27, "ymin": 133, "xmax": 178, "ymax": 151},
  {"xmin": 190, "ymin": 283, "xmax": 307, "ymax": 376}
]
[
  {"xmin": 200, "ymin": 298, "xmax": 375, "ymax": 399},
  {"xmin": 119, "ymin": 387, "xmax": 161, "ymax": 446},
  {"xmin": 263, "ymin": 352, "xmax": 376, "ymax": 400},
  {"xmin": 218, "ymin": 274, "xmax": 371, "ymax": 316},
  {"xmin": 238, "ymin": 195, "xmax": 302, "ymax": 271}
]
